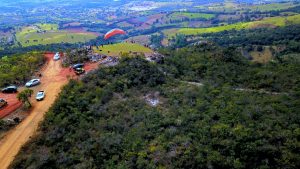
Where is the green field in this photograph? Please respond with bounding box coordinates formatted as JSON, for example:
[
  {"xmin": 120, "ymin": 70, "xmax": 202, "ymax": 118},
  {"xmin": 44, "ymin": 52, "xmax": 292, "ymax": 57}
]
[
  {"xmin": 249, "ymin": 2, "xmax": 297, "ymax": 12},
  {"xmin": 165, "ymin": 14, "xmax": 300, "ymax": 37},
  {"xmin": 196, "ymin": 0, "xmax": 239, "ymax": 13},
  {"xmin": 16, "ymin": 24, "xmax": 98, "ymax": 47},
  {"xmin": 169, "ymin": 12, "xmax": 215, "ymax": 20},
  {"xmin": 93, "ymin": 43, "xmax": 153, "ymax": 56},
  {"xmin": 197, "ymin": 1, "xmax": 297, "ymax": 13},
  {"xmin": 36, "ymin": 23, "xmax": 58, "ymax": 30}
]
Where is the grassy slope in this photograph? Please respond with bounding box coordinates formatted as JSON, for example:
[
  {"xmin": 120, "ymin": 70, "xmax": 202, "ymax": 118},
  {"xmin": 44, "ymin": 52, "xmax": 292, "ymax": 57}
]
[
  {"xmin": 36, "ymin": 23, "xmax": 58, "ymax": 31},
  {"xmin": 249, "ymin": 2, "xmax": 297, "ymax": 12},
  {"xmin": 169, "ymin": 12, "xmax": 215, "ymax": 20},
  {"xmin": 197, "ymin": 2, "xmax": 297, "ymax": 13},
  {"xmin": 164, "ymin": 14, "xmax": 300, "ymax": 37},
  {"xmin": 93, "ymin": 43, "xmax": 153, "ymax": 56},
  {"xmin": 16, "ymin": 24, "xmax": 97, "ymax": 47}
]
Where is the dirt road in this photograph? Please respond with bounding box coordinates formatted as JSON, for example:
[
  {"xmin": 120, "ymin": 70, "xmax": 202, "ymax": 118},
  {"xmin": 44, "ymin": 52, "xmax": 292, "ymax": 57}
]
[
  {"xmin": 0, "ymin": 54, "xmax": 69, "ymax": 169},
  {"xmin": 0, "ymin": 53, "xmax": 100, "ymax": 169},
  {"xmin": 0, "ymin": 93, "xmax": 22, "ymax": 119},
  {"xmin": 182, "ymin": 81, "xmax": 289, "ymax": 96}
]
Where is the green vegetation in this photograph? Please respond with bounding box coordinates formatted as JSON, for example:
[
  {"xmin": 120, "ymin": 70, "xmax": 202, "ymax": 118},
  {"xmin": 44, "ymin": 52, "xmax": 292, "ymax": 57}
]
[
  {"xmin": 64, "ymin": 48, "xmax": 91, "ymax": 66},
  {"xmin": 169, "ymin": 12, "xmax": 215, "ymax": 20},
  {"xmin": 196, "ymin": 0, "xmax": 238, "ymax": 13},
  {"xmin": 196, "ymin": 1, "xmax": 298, "ymax": 13},
  {"xmin": 177, "ymin": 22, "xmax": 250, "ymax": 35},
  {"xmin": 11, "ymin": 44, "xmax": 300, "ymax": 168},
  {"xmin": 17, "ymin": 89, "xmax": 34, "ymax": 109},
  {"xmin": 249, "ymin": 2, "xmax": 297, "ymax": 12},
  {"xmin": 16, "ymin": 24, "xmax": 98, "ymax": 47},
  {"xmin": 165, "ymin": 14, "xmax": 300, "ymax": 37},
  {"xmin": 194, "ymin": 25, "xmax": 300, "ymax": 50},
  {"xmin": 4, "ymin": 1, "xmax": 300, "ymax": 168},
  {"xmin": 93, "ymin": 43, "xmax": 153, "ymax": 56},
  {"xmin": 0, "ymin": 52, "xmax": 45, "ymax": 87},
  {"xmin": 36, "ymin": 23, "xmax": 58, "ymax": 31},
  {"xmin": 162, "ymin": 45, "xmax": 300, "ymax": 93}
]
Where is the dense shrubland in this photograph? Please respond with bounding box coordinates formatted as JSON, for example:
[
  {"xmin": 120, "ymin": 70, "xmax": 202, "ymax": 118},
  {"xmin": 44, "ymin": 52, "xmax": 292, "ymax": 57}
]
[
  {"xmin": 161, "ymin": 44, "xmax": 300, "ymax": 93},
  {"xmin": 11, "ymin": 45, "xmax": 300, "ymax": 168},
  {"xmin": 198, "ymin": 25, "xmax": 300, "ymax": 51},
  {"xmin": 0, "ymin": 52, "xmax": 45, "ymax": 87}
]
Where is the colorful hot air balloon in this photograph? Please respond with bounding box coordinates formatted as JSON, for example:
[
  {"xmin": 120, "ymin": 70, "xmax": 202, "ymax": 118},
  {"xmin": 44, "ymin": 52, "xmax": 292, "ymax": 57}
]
[{"xmin": 104, "ymin": 28, "xmax": 126, "ymax": 40}]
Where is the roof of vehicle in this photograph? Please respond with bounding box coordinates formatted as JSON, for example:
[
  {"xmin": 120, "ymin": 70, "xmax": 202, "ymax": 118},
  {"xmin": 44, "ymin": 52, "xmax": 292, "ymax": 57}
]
[
  {"xmin": 72, "ymin": 63, "xmax": 84, "ymax": 68},
  {"xmin": 4, "ymin": 85, "xmax": 17, "ymax": 89},
  {"xmin": 0, "ymin": 98, "xmax": 5, "ymax": 101},
  {"xmin": 29, "ymin": 79, "xmax": 39, "ymax": 82},
  {"xmin": 37, "ymin": 91, "xmax": 44, "ymax": 96}
]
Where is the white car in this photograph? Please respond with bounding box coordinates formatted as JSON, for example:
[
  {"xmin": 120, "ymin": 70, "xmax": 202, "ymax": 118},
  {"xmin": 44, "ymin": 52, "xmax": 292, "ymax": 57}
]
[
  {"xmin": 53, "ymin": 52, "xmax": 60, "ymax": 60},
  {"xmin": 25, "ymin": 79, "xmax": 40, "ymax": 87},
  {"xmin": 36, "ymin": 91, "xmax": 45, "ymax": 101}
]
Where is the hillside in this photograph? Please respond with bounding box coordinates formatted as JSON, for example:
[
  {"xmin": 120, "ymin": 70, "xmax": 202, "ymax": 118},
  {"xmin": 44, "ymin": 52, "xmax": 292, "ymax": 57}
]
[
  {"xmin": 16, "ymin": 24, "xmax": 98, "ymax": 47},
  {"xmin": 93, "ymin": 43, "xmax": 153, "ymax": 56},
  {"xmin": 164, "ymin": 14, "xmax": 300, "ymax": 37},
  {"xmin": 1, "ymin": 0, "xmax": 300, "ymax": 168},
  {"xmin": 10, "ymin": 45, "xmax": 300, "ymax": 168}
]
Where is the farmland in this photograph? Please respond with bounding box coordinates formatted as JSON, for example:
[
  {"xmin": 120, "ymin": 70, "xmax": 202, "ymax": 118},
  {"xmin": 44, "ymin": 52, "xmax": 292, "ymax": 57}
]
[
  {"xmin": 196, "ymin": 1, "xmax": 298, "ymax": 13},
  {"xmin": 35, "ymin": 23, "xmax": 58, "ymax": 31},
  {"xmin": 196, "ymin": 0, "xmax": 240, "ymax": 13},
  {"xmin": 164, "ymin": 14, "xmax": 300, "ymax": 37},
  {"xmin": 93, "ymin": 43, "xmax": 153, "ymax": 56},
  {"xmin": 248, "ymin": 2, "xmax": 297, "ymax": 12},
  {"xmin": 168, "ymin": 12, "xmax": 215, "ymax": 20},
  {"xmin": 16, "ymin": 24, "xmax": 98, "ymax": 47},
  {"xmin": 1, "ymin": 0, "xmax": 300, "ymax": 169}
]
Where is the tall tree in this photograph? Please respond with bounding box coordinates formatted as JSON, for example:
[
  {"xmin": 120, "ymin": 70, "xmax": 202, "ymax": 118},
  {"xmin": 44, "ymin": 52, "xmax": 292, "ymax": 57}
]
[{"xmin": 17, "ymin": 89, "xmax": 33, "ymax": 108}]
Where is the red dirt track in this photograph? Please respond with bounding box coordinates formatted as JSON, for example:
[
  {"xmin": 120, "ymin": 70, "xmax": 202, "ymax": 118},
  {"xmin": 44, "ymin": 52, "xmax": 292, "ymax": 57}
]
[
  {"xmin": 0, "ymin": 53, "xmax": 99, "ymax": 120},
  {"xmin": 0, "ymin": 94, "xmax": 22, "ymax": 119},
  {"xmin": 0, "ymin": 52, "xmax": 54, "ymax": 119},
  {"xmin": 0, "ymin": 52, "xmax": 100, "ymax": 169}
]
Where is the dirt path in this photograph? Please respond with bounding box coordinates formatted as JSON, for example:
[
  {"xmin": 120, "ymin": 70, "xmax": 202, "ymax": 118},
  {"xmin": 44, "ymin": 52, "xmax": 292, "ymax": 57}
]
[
  {"xmin": 0, "ymin": 55, "xmax": 69, "ymax": 169},
  {"xmin": 0, "ymin": 93, "xmax": 22, "ymax": 118},
  {"xmin": 0, "ymin": 53, "xmax": 100, "ymax": 169},
  {"xmin": 182, "ymin": 81, "xmax": 289, "ymax": 96}
]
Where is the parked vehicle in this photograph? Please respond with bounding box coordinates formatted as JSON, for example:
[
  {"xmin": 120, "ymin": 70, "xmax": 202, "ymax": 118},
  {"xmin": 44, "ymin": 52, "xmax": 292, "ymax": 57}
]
[
  {"xmin": 25, "ymin": 79, "xmax": 40, "ymax": 87},
  {"xmin": 53, "ymin": 52, "xmax": 60, "ymax": 61},
  {"xmin": 72, "ymin": 63, "xmax": 84, "ymax": 70},
  {"xmin": 1, "ymin": 86, "xmax": 17, "ymax": 93},
  {"xmin": 36, "ymin": 91, "xmax": 45, "ymax": 101},
  {"xmin": 74, "ymin": 67, "xmax": 85, "ymax": 75},
  {"xmin": 0, "ymin": 98, "xmax": 8, "ymax": 109}
]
